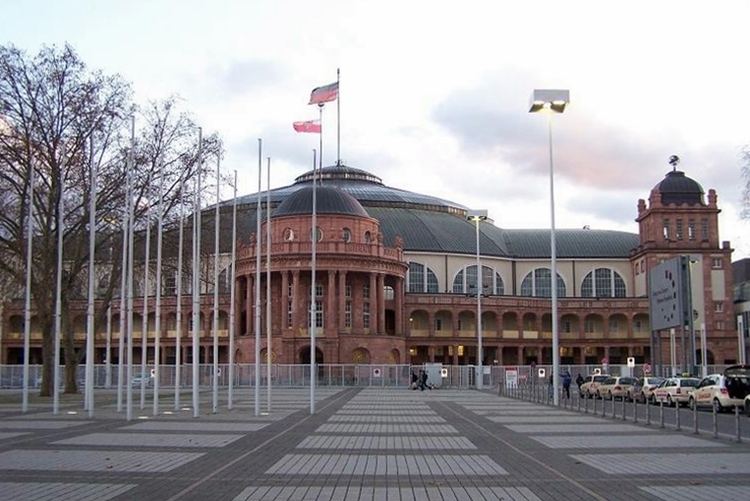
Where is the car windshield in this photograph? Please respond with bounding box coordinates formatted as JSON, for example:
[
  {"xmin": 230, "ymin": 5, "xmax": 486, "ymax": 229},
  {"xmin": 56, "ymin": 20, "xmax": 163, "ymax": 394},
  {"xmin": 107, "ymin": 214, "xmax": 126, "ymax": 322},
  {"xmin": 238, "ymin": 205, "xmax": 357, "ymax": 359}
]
[
  {"xmin": 679, "ymin": 379, "xmax": 700, "ymax": 387},
  {"xmin": 647, "ymin": 377, "xmax": 664, "ymax": 385},
  {"xmin": 619, "ymin": 377, "xmax": 635, "ymax": 385},
  {"xmin": 593, "ymin": 376, "xmax": 608, "ymax": 383}
]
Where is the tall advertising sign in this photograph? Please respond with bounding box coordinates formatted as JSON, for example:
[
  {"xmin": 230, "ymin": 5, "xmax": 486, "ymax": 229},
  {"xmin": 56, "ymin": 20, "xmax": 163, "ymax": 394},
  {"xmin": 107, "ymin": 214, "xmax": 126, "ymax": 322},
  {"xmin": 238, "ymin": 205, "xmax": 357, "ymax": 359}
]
[{"xmin": 649, "ymin": 257, "xmax": 685, "ymax": 331}]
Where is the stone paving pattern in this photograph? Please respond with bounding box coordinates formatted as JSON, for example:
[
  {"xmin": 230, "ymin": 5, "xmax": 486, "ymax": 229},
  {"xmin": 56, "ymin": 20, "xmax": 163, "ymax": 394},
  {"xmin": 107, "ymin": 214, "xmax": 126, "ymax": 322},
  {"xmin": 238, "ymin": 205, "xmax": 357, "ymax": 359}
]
[{"xmin": 0, "ymin": 387, "xmax": 747, "ymax": 500}]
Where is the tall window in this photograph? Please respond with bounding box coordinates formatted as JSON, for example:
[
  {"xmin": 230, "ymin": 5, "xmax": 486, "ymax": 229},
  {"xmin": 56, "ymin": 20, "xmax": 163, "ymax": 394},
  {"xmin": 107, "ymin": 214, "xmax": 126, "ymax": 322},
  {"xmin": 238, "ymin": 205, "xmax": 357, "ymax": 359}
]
[
  {"xmin": 309, "ymin": 301, "xmax": 323, "ymax": 328},
  {"xmin": 581, "ymin": 268, "xmax": 627, "ymax": 297},
  {"xmin": 676, "ymin": 219, "xmax": 683, "ymax": 240},
  {"xmin": 363, "ymin": 302, "xmax": 370, "ymax": 328},
  {"xmin": 701, "ymin": 218, "xmax": 709, "ymax": 240},
  {"xmin": 287, "ymin": 301, "xmax": 292, "ymax": 327},
  {"xmin": 452, "ymin": 265, "xmax": 504, "ymax": 295},
  {"xmin": 520, "ymin": 268, "xmax": 566, "ymax": 297},
  {"xmin": 662, "ymin": 219, "xmax": 670, "ymax": 240},
  {"xmin": 363, "ymin": 283, "xmax": 370, "ymax": 299},
  {"xmin": 407, "ymin": 262, "xmax": 439, "ymax": 293},
  {"xmin": 688, "ymin": 219, "xmax": 696, "ymax": 240},
  {"xmin": 345, "ymin": 301, "xmax": 352, "ymax": 327}
]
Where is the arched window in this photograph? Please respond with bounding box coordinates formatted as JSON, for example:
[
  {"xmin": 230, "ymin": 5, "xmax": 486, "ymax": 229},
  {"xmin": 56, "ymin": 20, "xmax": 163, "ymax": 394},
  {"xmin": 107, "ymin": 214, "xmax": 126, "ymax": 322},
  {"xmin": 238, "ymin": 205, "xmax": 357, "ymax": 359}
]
[
  {"xmin": 342, "ymin": 227, "xmax": 352, "ymax": 243},
  {"xmin": 452, "ymin": 265, "xmax": 504, "ymax": 295},
  {"xmin": 581, "ymin": 268, "xmax": 626, "ymax": 297},
  {"xmin": 407, "ymin": 262, "xmax": 439, "ymax": 293},
  {"xmin": 520, "ymin": 268, "xmax": 566, "ymax": 297}
]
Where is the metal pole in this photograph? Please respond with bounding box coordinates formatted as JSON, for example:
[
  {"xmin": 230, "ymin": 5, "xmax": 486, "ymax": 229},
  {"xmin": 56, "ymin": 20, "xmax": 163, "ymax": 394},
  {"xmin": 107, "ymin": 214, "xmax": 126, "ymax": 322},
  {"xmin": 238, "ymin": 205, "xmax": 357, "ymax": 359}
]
[
  {"xmin": 547, "ymin": 110, "xmax": 559, "ymax": 406},
  {"xmin": 22, "ymin": 162, "xmax": 34, "ymax": 413},
  {"xmin": 175, "ymin": 169, "xmax": 185, "ymax": 410},
  {"xmin": 700, "ymin": 322, "xmax": 707, "ymax": 377},
  {"xmin": 670, "ymin": 328, "xmax": 676, "ymax": 376},
  {"xmin": 336, "ymin": 68, "xmax": 340, "ymax": 165},
  {"xmin": 266, "ymin": 157, "xmax": 272, "ymax": 413},
  {"xmin": 126, "ymin": 118, "xmax": 135, "ymax": 421},
  {"xmin": 736, "ymin": 405, "xmax": 742, "ymax": 443},
  {"xmin": 153, "ymin": 156, "xmax": 164, "ymax": 416},
  {"xmin": 255, "ymin": 138, "xmax": 262, "ymax": 417},
  {"xmin": 192, "ymin": 127, "xmax": 202, "ymax": 418},
  {"xmin": 140, "ymin": 206, "xmax": 151, "ymax": 410},
  {"xmin": 228, "ymin": 171, "xmax": 237, "ymax": 410},
  {"xmin": 53, "ymin": 143, "xmax": 65, "ymax": 415},
  {"xmin": 105, "ymin": 305, "xmax": 111, "ymax": 389},
  {"xmin": 212, "ymin": 155, "xmax": 220, "ymax": 414},
  {"xmin": 693, "ymin": 399, "xmax": 699, "ymax": 434},
  {"xmin": 117, "ymin": 158, "xmax": 129, "ymax": 412},
  {"xmin": 675, "ymin": 401, "xmax": 681, "ymax": 430},
  {"xmin": 85, "ymin": 135, "xmax": 96, "ymax": 417},
  {"xmin": 310, "ymin": 148, "xmax": 317, "ymax": 415},
  {"xmin": 712, "ymin": 404, "xmax": 718, "ymax": 438},
  {"xmin": 475, "ymin": 217, "xmax": 482, "ymax": 390}
]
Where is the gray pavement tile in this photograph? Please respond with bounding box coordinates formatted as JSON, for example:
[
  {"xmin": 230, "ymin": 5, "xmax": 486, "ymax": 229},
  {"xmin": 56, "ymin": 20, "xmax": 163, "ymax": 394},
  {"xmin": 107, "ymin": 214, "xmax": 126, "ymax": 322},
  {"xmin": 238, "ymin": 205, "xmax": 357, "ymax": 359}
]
[
  {"xmin": 505, "ymin": 423, "xmax": 651, "ymax": 433},
  {"xmin": 529, "ymin": 434, "xmax": 726, "ymax": 449},
  {"xmin": 571, "ymin": 453, "xmax": 750, "ymax": 474},
  {"xmin": 296, "ymin": 435, "xmax": 476, "ymax": 450},
  {"xmin": 119, "ymin": 421, "xmax": 269, "ymax": 432},
  {"xmin": 315, "ymin": 423, "xmax": 459, "ymax": 434},
  {"xmin": 0, "ymin": 420, "xmax": 92, "ymax": 429},
  {"xmin": 640, "ymin": 485, "xmax": 750, "ymax": 501},
  {"xmin": 0, "ymin": 482, "xmax": 136, "ymax": 500},
  {"xmin": 53, "ymin": 432, "xmax": 244, "ymax": 448},
  {"xmin": 0, "ymin": 449, "xmax": 204, "ymax": 472}
]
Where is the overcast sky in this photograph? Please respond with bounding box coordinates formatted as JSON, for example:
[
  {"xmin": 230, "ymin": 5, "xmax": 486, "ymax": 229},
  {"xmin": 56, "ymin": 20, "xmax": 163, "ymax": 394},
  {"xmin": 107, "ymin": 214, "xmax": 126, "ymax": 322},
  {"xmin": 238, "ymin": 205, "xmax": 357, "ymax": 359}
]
[{"xmin": 6, "ymin": 0, "xmax": 750, "ymax": 258}]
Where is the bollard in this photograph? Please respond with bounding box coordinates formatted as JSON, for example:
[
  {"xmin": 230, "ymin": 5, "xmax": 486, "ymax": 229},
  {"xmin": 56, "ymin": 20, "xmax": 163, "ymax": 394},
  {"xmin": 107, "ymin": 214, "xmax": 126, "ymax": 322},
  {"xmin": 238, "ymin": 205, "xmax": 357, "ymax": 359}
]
[
  {"xmin": 736, "ymin": 406, "xmax": 742, "ymax": 443},
  {"xmin": 577, "ymin": 394, "xmax": 581, "ymax": 412},
  {"xmin": 659, "ymin": 401, "xmax": 665, "ymax": 428},
  {"xmin": 584, "ymin": 395, "xmax": 589, "ymax": 414},
  {"xmin": 593, "ymin": 395, "xmax": 597, "ymax": 415},
  {"xmin": 712, "ymin": 404, "xmax": 719, "ymax": 439},
  {"xmin": 610, "ymin": 396, "xmax": 616, "ymax": 420},
  {"xmin": 692, "ymin": 400, "xmax": 699, "ymax": 435},
  {"xmin": 633, "ymin": 398, "xmax": 638, "ymax": 424},
  {"xmin": 621, "ymin": 396, "xmax": 626, "ymax": 421},
  {"xmin": 646, "ymin": 399, "xmax": 651, "ymax": 426},
  {"xmin": 601, "ymin": 395, "xmax": 606, "ymax": 418},
  {"xmin": 675, "ymin": 403, "xmax": 681, "ymax": 431}
]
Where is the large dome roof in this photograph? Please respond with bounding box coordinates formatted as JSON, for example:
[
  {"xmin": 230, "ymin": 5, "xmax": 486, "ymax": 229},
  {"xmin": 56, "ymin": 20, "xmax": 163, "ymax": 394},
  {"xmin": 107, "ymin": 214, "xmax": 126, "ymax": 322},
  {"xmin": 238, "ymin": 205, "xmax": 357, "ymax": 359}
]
[
  {"xmin": 224, "ymin": 163, "xmax": 639, "ymax": 258},
  {"xmin": 655, "ymin": 170, "xmax": 704, "ymax": 205},
  {"xmin": 274, "ymin": 185, "xmax": 369, "ymax": 218}
]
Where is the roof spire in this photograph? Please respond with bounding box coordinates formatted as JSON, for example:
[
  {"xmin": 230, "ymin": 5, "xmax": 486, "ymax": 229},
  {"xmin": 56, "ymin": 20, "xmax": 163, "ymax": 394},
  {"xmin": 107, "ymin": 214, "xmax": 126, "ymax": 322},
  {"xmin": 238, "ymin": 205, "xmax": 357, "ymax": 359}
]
[{"xmin": 668, "ymin": 155, "xmax": 680, "ymax": 172}]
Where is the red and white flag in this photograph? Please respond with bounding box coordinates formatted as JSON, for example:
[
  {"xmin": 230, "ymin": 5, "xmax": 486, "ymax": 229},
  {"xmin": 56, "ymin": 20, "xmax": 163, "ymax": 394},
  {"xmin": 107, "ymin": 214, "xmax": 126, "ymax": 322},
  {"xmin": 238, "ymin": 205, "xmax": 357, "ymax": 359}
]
[
  {"xmin": 293, "ymin": 120, "xmax": 321, "ymax": 133},
  {"xmin": 308, "ymin": 81, "xmax": 338, "ymax": 105}
]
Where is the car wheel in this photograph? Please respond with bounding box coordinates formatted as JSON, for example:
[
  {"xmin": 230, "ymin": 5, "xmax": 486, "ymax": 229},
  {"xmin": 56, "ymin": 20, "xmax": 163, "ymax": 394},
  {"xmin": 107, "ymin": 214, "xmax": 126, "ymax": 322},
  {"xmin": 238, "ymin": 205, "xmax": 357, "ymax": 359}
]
[{"xmin": 713, "ymin": 398, "xmax": 723, "ymax": 414}]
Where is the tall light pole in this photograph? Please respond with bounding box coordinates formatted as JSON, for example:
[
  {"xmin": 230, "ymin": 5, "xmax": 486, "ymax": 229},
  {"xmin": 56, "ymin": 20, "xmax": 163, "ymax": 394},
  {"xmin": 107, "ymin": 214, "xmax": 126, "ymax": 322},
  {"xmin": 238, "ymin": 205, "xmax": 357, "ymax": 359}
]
[
  {"xmin": 529, "ymin": 89, "xmax": 569, "ymax": 406},
  {"xmin": 467, "ymin": 210, "xmax": 487, "ymax": 390}
]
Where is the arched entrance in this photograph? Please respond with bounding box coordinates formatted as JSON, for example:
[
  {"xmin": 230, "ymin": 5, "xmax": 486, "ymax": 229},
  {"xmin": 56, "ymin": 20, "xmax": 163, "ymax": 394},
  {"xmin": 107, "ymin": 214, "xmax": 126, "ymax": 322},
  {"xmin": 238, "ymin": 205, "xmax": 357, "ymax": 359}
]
[{"xmin": 299, "ymin": 346, "xmax": 324, "ymax": 364}]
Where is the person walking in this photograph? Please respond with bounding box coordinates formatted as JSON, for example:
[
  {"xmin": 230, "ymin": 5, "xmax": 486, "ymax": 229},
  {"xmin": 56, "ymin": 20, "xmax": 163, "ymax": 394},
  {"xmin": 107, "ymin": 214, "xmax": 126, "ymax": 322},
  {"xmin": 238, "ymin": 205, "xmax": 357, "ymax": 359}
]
[
  {"xmin": 575, "ymin": 373, "xmax": 584, "ymax": 391},
  {"xmin": 419, "ymin": 370, "xmax": 430, "ymax": 391},
  {"xmin": 410, "ymin": 370, "xmax": 418, "ymax": 390},
  {"xmin": 562, "ymin": 370, "xmax": 572, "ymax": 399}
]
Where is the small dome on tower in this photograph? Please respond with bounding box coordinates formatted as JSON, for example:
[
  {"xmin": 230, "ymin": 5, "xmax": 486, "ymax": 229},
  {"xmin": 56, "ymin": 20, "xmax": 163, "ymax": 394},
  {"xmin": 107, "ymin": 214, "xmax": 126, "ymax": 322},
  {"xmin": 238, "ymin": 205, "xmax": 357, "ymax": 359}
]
[
  {"xmin": 274, "ymin": 185, "xmax": 370, "ymax": 218},
  {"xmin": 655, "ymin": 170, "xmax": 704, "ymax": 205}
]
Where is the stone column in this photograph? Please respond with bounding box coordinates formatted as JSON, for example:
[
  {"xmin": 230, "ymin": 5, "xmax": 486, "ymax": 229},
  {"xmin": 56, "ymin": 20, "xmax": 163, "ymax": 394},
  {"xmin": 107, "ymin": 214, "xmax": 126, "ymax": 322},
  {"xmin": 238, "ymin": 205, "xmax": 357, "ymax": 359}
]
[
  {"xmin": 377, "ymin": 273, "xmax": 385, "ymax": 335},
  {"xmin": 280, "ymin": 271, "xmax": 288, "ymax": 331},
  {"xmin": 338, "ymin": 271, "xmax": 347, "ymax": 330},
  {"xmin": 327, "ymin": 270, "xmax": 336, "ymax": 335},
  {"xmin": 369, "ymin": 273, "xmax": 377, "ymax": 333},
  {"xmin": 292, "ymin": 270, "xmax": 300, "ymax": 334},
  {"xmin": 394, "ymin": 277, "xmax": 403, "ymax": 336}
]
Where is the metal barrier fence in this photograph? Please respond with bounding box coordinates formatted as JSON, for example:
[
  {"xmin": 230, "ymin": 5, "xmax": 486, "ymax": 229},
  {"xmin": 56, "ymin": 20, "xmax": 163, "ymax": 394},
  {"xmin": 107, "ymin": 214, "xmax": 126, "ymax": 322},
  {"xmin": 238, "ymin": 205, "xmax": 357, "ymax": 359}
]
[{"xmin": 0, "ymin": 363, "xmax": 732, "ymax": 390}]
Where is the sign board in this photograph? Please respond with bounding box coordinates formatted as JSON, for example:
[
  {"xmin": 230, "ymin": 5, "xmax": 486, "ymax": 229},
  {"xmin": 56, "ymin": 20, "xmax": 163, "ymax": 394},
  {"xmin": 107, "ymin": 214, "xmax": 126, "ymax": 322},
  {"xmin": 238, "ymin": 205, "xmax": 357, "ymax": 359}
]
[
  {"xmin": 373, "ymin": 368, "xmax": 381, "ymax": 378},
  {"xmin": 538, "ymin": 368, "xmax": 546, "ymax": 378},
  {"xmin": 505, "ymin": 368, "xmax": 518, "ymax": 388},
  {"xmin": 627, "ymin": 357, "xmax": 635, "ymax": 368},
  {"xmin": 424, "ymin": 363, "xmax": 443, "ymax": 388},
  {"xmin": 649, "ymin": 256, "xmax": 685, "ymax": 331},
  {"xmin": 483, "ymin": 366, "xmax": 491, "ymax": 375},
  {"xmin": 440, "ymin": 368, "xmax": 448, "ymax": 378},
  {"xmin": 593, "ymin": 368, "xmax": 601, "ymax": 375},
  {"xmin": 643, "ymin": 363, "xmax": 652, "ymax": 374}
]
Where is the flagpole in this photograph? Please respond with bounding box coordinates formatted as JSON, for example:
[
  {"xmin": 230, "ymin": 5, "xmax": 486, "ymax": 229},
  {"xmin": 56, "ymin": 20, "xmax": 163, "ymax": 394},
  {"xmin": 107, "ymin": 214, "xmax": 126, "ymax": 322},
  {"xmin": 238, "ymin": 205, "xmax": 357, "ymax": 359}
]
[
  {"xmin": 336, "ymin": 68, "xmax": 341, "ymax": 165},
  {"xmin": 228, "ymin": 170, "xmax": 237, "ymax": 410},
  {"xmin": 52, "ymin": 143, "xmax": 65, "ymax": 416},
  {"xmin": 266, "ymin": 156, "xmax": 272, "ymax": 414},
  {"xmin": 126, "ymin": 117, "xmax": 135, "ymax": 421},
  {"xmin": 117, "ymin": 141, "xmax": 129, "ymax": 412},
  {"xmin": 310, "ymin": 148, "xmax": 317, "ymax": 415},
  {"xmin": 153, "ymin": 155, "xmax": 164, "ymax": 416},
  {"xmin": 85, "ymin": 134, "xmax": 97, "ymax": 417},
  {"xmin": 175, "ymin": 169, "xmax": 185, "ymax": 410},
  {"xmin": 21, "ymin": 159, "xmax": 34, "ymax": 413},
  {"xmin": 212, "ymin": 155, "xmax": 220, "ymax": 414},
  {"xmin": 192, "ymin": 127, "xmax": 202, "ymax": 419},
  {"xmin": 140, "ymin": 204, "xmax": 151, "ymax": 410},
  {"xmin": 318, "ymin": 104, "xmax": 324, "ymax": 179},
  {"xmin": 254, "ymin": 138, "xmax": 262, "ymax": 417}
]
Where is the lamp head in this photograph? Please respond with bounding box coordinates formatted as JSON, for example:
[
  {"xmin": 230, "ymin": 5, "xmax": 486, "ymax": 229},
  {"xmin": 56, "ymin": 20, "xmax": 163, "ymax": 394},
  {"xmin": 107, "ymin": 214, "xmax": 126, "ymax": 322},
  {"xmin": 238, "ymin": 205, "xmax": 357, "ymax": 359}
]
[
  {"xmin": 467, "ymin": 209, "xmax": 488, "ymax": 222},
  {"xmin": 529, "ymin": 89, "xmax": 570, "ymax": 113}
]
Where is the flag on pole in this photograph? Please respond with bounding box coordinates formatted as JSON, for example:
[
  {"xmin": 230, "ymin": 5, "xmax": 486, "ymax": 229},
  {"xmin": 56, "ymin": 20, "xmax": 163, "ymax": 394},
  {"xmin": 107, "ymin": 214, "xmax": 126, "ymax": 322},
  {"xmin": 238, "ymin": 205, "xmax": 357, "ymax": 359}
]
[
  {"xmin": 293, "ymin": 120, "xmax": 321, "ymax": 133},
  {"xmin": 308, "ymin": 82, "xmax": 338, "ymax": 105}
]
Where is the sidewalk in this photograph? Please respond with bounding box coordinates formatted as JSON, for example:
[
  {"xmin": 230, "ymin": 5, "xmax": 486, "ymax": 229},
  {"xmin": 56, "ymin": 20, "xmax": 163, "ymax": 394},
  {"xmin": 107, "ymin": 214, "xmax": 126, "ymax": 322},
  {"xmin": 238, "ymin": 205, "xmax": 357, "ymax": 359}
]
[{"xmin": 0, "ymin": 387, "xmax": 747, "ymax": 500}]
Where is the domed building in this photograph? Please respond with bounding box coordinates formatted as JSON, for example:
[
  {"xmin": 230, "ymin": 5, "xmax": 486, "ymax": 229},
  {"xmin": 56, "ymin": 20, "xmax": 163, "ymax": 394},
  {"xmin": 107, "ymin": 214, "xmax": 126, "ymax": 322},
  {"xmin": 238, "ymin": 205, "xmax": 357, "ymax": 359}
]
[{"xmin": 0, "ymin": 162, "xmax": 738, "ymax": 371}]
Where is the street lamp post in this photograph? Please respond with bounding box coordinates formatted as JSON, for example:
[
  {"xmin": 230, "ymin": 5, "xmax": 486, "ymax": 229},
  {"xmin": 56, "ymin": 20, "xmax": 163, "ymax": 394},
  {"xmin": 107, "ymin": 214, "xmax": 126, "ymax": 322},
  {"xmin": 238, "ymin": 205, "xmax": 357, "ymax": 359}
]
[
  {"xmin": 529, "ymin": 89, "xmax": 569, "ymax": 406},
  {"xmin": 467, "ymin": 210, "xmax": 488, "ymax": 390}
]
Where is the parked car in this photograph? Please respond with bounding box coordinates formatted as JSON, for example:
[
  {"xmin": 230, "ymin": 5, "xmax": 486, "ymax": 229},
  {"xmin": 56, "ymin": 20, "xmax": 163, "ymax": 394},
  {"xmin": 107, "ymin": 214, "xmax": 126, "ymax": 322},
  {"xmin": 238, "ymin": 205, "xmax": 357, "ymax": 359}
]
[
  {"xmin": 691, "ymin": 366, "xmax": 750, "ymax": 412},
  {"xmin": 652, "ymin": 377, "xmax": 700, "ymax": 407},
  {"xmin": 745, "ymin": 394, "xmax": 750, "ymax": 417},
  {"xmin": 596, "ymin": 376, "xmax": 636, "ymax": 400},
  {"xmin": 628, "ymin": 376, "xmax": 665, "ymax": 403},
  {"xmin": 580, "ymin": 374, "xmax": 610, "ymax": 398},
  {"xmin": 131, "ymin": 375, "xmax": 153, "ymax": 388}
]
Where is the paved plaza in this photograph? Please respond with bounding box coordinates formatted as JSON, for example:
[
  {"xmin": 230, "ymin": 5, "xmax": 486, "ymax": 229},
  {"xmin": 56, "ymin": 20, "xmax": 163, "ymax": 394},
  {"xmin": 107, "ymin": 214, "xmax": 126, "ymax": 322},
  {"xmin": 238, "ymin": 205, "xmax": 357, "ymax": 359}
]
[{"xmin": 0, "ymin": 388, "xmax": 748, "ymax": 500}]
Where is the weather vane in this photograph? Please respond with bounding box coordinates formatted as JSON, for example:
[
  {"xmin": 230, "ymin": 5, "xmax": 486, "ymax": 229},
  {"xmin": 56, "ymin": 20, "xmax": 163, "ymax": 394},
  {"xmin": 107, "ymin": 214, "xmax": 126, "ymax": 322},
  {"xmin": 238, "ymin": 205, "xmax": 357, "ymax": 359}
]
[{"xmin": 668, "ymin": 155, "xmax": 680, "ymax": 171}]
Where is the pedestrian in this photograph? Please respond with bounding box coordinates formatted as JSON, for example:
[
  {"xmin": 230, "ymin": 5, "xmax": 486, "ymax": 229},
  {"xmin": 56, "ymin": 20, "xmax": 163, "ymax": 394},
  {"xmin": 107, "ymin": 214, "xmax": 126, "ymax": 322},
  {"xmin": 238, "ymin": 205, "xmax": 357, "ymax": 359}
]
[
  {"xmin": 575, "ymin": 373, "xmax": 584, "ymax": 390},
  {"xmin": 410, "ymin": 370, "xmax": 418, "ymax": 390},
  {"xmin": 419, "ymin": 370, "xmax": 429, "ymax": 391},
  {"xmin": 562, "ymin": 370, "xmax": 572, "ymax": 399}
]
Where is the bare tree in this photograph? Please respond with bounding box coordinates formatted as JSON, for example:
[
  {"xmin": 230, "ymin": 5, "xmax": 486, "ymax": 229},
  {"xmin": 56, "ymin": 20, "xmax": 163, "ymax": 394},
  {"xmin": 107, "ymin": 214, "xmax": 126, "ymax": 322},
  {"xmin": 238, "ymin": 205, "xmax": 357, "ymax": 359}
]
[{"xmin": 0, "ymin": 44, "xmax": 221, "ymax": 395}]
